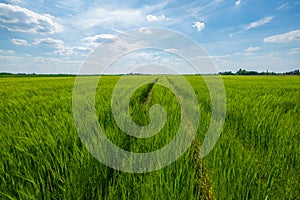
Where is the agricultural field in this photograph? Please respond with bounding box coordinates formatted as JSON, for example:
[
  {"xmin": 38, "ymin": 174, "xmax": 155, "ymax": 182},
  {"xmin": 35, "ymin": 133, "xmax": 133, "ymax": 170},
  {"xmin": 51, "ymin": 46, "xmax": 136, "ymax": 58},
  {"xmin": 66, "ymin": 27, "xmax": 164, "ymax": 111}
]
[{"xmin": 0, "ymin": 75, "xmax": 299, "ymax": 199}]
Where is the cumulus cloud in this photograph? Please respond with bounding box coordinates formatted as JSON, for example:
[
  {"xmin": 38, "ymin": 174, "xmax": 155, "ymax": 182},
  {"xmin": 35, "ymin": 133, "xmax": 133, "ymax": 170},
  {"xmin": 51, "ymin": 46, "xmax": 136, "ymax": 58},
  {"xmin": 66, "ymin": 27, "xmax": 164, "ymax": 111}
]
[
  {"xmin": 0, "ymin": 3, "xmax": 63, "ymax": 34},
  {"xmin": 264, "ymin": 30, "xmax": 300, "ymax": 43},
  {"xmin": 245, "ymin": 47, "xmax": 260, "ymax": 52},
  {"xmin": 146, "ymin": 14, "xmax": 169, "ymax": 22},
  {"xmin": 83, "ymin": 34, "xmax": 117, "ymax": 43},
  {"xmin": 83, "ymin": 34, "xmax": 118, "ymax": 47},
  {"xmin": 244, "ymin": 16, "xmax": 273, "ymax": 30},
  {"xmin": 12, "ymin": 37, "xmax": 67, "ymax": 49},
  {"xmin": 11, "ymin": 38, "xmax": 29, "ymax": 45},
  {"xmin": 192, "ymin": 22, "xmax": 205, "ymax": 32}
]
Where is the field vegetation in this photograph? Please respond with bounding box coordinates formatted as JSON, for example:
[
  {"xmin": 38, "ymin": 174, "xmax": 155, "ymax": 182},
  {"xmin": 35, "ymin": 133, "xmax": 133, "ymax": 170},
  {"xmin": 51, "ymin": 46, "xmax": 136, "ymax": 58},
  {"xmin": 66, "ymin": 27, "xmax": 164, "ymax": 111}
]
[{"xmin": 0, "ymin": 75, "xmax": 299, "ymax": 199}]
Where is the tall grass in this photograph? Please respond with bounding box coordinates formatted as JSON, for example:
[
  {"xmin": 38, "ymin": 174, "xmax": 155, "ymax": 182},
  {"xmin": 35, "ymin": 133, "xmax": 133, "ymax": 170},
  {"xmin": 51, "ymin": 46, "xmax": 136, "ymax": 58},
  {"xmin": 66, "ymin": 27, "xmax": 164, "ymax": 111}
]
[
  {"xmin": 0, "ymin": 76, "xmax": 206, "ymax": 199},
  {"xmin": 189, "ymin": 76, "xmax": 300, "ymax": 199},
  {"xmin": 0, "ymin": 75, "xmax": 299, "ymax": 199}
]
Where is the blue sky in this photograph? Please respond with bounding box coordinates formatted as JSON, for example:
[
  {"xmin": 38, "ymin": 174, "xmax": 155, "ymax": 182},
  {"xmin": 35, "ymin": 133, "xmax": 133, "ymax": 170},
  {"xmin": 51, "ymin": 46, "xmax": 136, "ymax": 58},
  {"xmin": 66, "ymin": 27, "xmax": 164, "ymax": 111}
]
[{"xmin": 0, "ymin": 0, "xmax": 299, "ymax": 73}]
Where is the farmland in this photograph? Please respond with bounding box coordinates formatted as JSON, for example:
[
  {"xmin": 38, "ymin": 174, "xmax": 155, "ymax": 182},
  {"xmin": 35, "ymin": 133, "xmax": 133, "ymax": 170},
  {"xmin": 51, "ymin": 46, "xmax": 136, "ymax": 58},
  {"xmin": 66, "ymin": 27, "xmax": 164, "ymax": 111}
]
[{"xmin": 0, "ymin": 75, "xmax": 299, "ymax": 199}]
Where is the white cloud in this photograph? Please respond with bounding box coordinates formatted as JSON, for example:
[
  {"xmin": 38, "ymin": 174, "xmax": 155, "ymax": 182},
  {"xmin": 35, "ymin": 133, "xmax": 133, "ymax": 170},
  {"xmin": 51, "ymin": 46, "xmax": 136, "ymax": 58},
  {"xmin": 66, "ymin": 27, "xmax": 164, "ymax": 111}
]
[
  {"xmin": 214, "ymin": 51, "xmax": 297, "ymax": 72},
  {"xmin": 0, "ymin": 3, "xmax": 63, "ymax": 34},
  {"xmin": 54, "ymin": 46, "xmax": 92, "ymax": 56},
  {"xmin": 54, "ymin": 0, "xmax": 84, "ymax": 12},
  {"xmin": 0, "ymin": 55, "xmax": 82, "ymax": 74},
  {"xmin": 287, "ymin": 48, "xmax": 300, "ymax": 56},
  {"xmin": 83, "ymin": 34, "xmax": 118, "ymax": 48},
  {"xmin": 245, "ymin": 47, "xmax": 260, "ymax": 52},
  {"xmin": 138, "ymin": 27, "xmax": 152, "ymax": 34},
  {"xmin": 32, "ymin": 38, "xmax": 64, "ymax": 48},
  {"xmin": 164, "ymin": 48, "xmax": 181, "ymax": 53},
  {"xmin": 0, "ymin": 49, "xmax": 15, "ymax": 54},
  {"xmin": 144, "ymin": 2, "xmax": 168, "ymax": 12},
  {"xmin": 83, "ymin": 34, "xmax": 116, "ymax": 43},
  {"xmin": 73, "ymin": 7, "xmax": 144, "ymax": 30},
  {"xmin": 146, "ymin": 14, "xmax": 169, "ymax": 22},
  {"xmin": 11, "ymin": 38, "xmax": 29, "ymax": 46},
  {"xmin": 194, "ymin": 54, "xmax": 230, "ymax": 61},
  {"xmin": 24, "ymin": 37, "xmax": 91, "ymax": 56},
  {"xmin": 264, "ymin": 30, "xmax": 300, "ymax": 43},
  {"xmin": 244, "ymin": 16, "xmax": 273, "ymax": 30},
  {"xmin": 277, "ymin": 3, "xmax": 289, "ymax": 10},
  {"xmin": 11, "ymin": 37, "xmax": 64, "ymax": 48},
  {"xmin": 109, "ymin": 50, "xmax": 192, "ymax": 74},
  {"xmin": 192, "ymin": 22, "xmax": 205, "ymax": 32},
  {"xmin": 0, "ymin": 55, "xmax": 21, "ymax": 64},
  {"xmin": 188, "ymin": 0, "xmax": 227, "ymax": 19},
  {"xmin": 30, "ymin": 56, "xmax": 83, "ymax": 72},
  {"xmin": 211, "ymin": 55, "xmax": 229, "ymax": 59},
  {"xmin": 31, "ymin": 56, "xmax": 83, "ymax": 67},
  {"xmin": 234, "ymin": 47, "xmax": 260, "ymax": 56},
  {"xmin": 243, "ymin": 52, "xmax": 280, "ymax": 61},
  {"xmin": 235, "ymin": 0, "xmax": 241, "ymax": 6},
  {"xmin": 11, "ymin": 38, "xmax": 84, "ymax": 56},
  {"xmin": 72, "ymin": 2, "xmax": 169, "ymax": 30}
]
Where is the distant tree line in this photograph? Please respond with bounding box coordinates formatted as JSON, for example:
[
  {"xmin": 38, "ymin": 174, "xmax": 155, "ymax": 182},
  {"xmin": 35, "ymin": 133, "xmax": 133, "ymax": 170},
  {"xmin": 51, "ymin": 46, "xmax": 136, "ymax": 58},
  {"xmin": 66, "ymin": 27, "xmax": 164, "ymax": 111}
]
[
  {"xmin": 0, "ymin": 73, "xmax": 76, "ymax": 77},
  {"xmin": 219, "ymin": 69, "xmax": 300, "ymax": 75}
]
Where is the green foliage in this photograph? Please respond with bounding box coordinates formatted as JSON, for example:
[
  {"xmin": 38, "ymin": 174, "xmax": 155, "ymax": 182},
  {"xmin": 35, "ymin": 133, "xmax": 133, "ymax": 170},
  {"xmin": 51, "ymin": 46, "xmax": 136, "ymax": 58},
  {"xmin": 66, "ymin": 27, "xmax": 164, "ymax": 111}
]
[
  {"xmin": 0, "ymin": 75, "xmax": 299, "ymax": 199},
  {"xmin": 197, "ymin": 76, "xmax": 300, "ymax": 199}
]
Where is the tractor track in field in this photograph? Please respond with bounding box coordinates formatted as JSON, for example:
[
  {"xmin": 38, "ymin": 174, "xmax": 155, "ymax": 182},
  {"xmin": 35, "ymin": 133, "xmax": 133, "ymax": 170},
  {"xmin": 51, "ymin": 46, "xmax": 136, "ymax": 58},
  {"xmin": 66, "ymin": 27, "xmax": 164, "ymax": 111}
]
[
  {"xmin": 138, "ymin": 76, "xmax": 214, "ymax": 199},
  {"xmin": 142, "ymin": 77, "xmax": 159, "ymax": 106},
  {"xmin": 165, "ymin": 76, "xmax": 214, "ymax": 200}
]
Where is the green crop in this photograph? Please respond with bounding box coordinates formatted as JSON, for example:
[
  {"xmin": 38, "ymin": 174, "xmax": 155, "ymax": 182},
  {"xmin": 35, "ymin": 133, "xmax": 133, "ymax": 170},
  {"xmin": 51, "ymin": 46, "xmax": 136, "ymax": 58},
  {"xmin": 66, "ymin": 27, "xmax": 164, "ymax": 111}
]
[{"xmin": 0, "ymin": 75, "xmax": 299, "ymax": 199}]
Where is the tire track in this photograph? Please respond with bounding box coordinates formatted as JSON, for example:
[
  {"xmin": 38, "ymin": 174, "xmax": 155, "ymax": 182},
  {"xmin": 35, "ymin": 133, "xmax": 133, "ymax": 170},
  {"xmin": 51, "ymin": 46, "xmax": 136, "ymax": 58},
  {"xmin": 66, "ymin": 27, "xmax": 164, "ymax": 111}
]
[
  {"xmin": 142, "ymin": 77, "xmax": 159, "ymax": 106},
  {"xmin": 166, "ymin": 76, "xmax": 214, "ymax": 200},
  {"xmin": 135, "ymin": 75, "xmax": 214, "ymax": 199}
]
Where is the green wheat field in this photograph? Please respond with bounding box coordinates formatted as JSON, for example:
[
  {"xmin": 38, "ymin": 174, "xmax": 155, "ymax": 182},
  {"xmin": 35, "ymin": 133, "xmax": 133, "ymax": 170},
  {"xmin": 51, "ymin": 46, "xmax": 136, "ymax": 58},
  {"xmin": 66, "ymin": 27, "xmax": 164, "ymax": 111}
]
[{"xmin": 0, "ymin": 75, "xmax": 299, "ymax": 199}]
